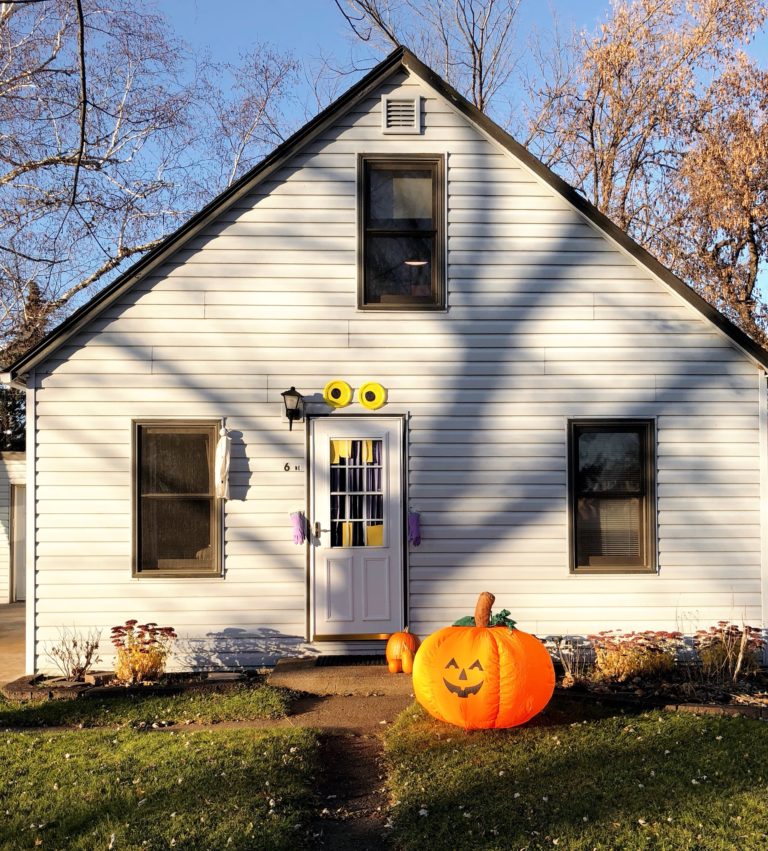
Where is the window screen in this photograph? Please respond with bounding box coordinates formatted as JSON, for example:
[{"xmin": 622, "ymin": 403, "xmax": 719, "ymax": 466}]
[
  {"xmin": 134, "ymin": 422, "xmax": 220, "ymax": 575},
  {"xmin": 359, "ymin": 156, "xmax": 444, "ymax": 309},
  {"xmin": 569, "ymin": 421, "xmax": 656, "ymax": 573}
]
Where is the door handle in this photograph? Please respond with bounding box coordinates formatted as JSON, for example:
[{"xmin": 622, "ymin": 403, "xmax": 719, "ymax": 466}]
[{"xmin": 314, "ymin": 522, "xmax": 330, "ymax": 537}]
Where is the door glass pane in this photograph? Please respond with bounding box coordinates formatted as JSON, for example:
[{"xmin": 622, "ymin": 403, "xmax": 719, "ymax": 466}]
[{"xmin": 330, "ymin": 439, "xmax": 384, "ymax": 547}]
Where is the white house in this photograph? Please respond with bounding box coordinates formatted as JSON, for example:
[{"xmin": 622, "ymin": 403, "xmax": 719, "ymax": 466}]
[{"xmin": 4, "ymin": 48, "xmax": 768, "ymax": 674}]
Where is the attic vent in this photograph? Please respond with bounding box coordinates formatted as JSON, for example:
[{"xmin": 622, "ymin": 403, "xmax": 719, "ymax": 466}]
[{"xmin": 381, "ymin": 95, "xmax": 421, "ymax": 134}]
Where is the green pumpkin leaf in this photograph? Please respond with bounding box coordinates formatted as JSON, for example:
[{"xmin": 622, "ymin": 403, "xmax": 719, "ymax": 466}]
[
  {"xmin": 490, "ymin": 609, "xmax": 517, "ymax": 630},
  {"xmin": 452, "ymin": 609, "xmax": 517, "ymax": 630}
]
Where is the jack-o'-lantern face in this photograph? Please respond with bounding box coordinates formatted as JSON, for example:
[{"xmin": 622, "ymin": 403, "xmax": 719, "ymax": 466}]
[{"xmin": 442, "ymin": 657, "xmax": 484, "ymax": 698}]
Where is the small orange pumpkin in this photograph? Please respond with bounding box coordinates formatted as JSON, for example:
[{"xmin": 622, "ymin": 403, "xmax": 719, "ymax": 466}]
[
  {"xmin": 386, "ymin": 627, "xmax": 420, "ymax": 673},
  {"xmin": 388, "ymin": 658, "xmax": 402, "ymax": 674},
  {"xmin": 412, "ymin": 592, "xmax": 555, "ymax": 729},
  {"xmin": 401, "ymin": 645, "xmax": 414, "ymax": 675}
]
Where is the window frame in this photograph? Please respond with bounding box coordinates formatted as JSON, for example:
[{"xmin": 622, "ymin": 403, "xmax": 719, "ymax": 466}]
[
  {"xmin": 567, "ymin": 418, "xmax": 657, "ymax": 575},
  {"xmin": 132, "ymin": 419, "xmax": 223, "ymax": 578},
  {"xmin": 357, "ymin": 153, "xmax": 446, "ymax": 311}
]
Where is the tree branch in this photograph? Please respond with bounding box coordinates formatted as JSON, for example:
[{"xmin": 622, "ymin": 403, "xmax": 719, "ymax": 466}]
[{"xmin": 70, "ymin": 0, "xmax": 86, "ymax": 206}]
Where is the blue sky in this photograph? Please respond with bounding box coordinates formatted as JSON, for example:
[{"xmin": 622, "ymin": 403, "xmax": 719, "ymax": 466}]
[
  {"xmin": 163, "ymin": 1, "xmax": 767, "ymax": 67},
  {"xmin": 161, "ymin": 0, "xmax": 768, "ymax": 134},
  {"xmin": 163, "ymin": 0, "xmax": 613, "ymax": 75}
]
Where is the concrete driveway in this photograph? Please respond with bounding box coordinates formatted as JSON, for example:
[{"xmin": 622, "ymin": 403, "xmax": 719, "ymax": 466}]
[{"xmin": 0, "ymin": 603, "xmax": 25, "ymax": 687}]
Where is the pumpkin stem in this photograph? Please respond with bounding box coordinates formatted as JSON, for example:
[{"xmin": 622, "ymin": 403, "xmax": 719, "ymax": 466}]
[{"xmin": 474, "ymin": 592, "xmax": 495, "ymax": 628}]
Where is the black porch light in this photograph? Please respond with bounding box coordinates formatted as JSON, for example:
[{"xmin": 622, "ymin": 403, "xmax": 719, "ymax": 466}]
[{"xmin": 281, "ymin": 386, "xmax": 304, "ymax": 431}]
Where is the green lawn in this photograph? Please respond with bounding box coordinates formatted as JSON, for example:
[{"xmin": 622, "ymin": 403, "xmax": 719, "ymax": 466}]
[
  {"xmin": 385, "ymin": 699, "xmax": 768, "ymax": 850},
  {"xmin": 0, "ymin": 727, "xmax": 318, "ymax": 850},
  {"xmin": 0, "ymin": 683, "xmax": 293, "ymax": 728}
]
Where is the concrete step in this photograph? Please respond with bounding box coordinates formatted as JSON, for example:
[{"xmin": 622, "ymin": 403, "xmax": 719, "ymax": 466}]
[{"xmin": 268, "ymin": 657, "xmax": 415, "ymax": 697}]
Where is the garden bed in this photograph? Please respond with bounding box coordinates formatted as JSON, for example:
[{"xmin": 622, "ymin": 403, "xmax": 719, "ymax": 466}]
[
  {"xmin": 550, "ymin": 624, "xmax": 768, "ymax": 714},
  {"xmin": 553, "ymin": 666, "xmax": 768, "ymax": 713},
  {"xmin": 2, "ymin": 669, "xmax": 251, "ymax": 702}
]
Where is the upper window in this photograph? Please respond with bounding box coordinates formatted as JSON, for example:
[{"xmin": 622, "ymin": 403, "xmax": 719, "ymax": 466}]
[
  {"xmin": 568, "ymin": 420, "xmax": 656, "ymax": 574},
  {"xmin": 359, "ymin": 155, "xmax": 444, "ymax": 309},
  {"xmin": 134, "ymin": 421, "xmax": 221, "ymax": 576}
]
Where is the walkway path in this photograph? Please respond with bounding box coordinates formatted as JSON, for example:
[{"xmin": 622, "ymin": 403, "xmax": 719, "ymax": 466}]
[
  {"xmin": 269, "ymin": 659, "xmax": 412, "ymax": 848},
  {"xmin": 0, "ymin": 603, "xmax": 25, "ymax": 687}
]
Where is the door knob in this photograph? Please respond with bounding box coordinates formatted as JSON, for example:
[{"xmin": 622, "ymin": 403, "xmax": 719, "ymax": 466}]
[{"xmin": 314, "ymin": 522, "xmax": 330, "ymax": 537}]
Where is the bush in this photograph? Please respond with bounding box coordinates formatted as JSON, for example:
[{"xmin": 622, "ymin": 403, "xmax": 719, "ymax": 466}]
[
  {"xmin": 588, "ymin": 630, "xmax": 684, "ymax": 682},
  {"xmin": 110, "ymin": 620, "xmax": 177, "ymax": 685},
  {"xmin": 46, "ymin": 627, "xmax": 102, "ymax": 681},
  {"xmin": 694, "ymin": 622, "xmax": 765, "ymax": 683},
  {"xmin": 549, "ymin": 635, "xmax": 594, "ymax": 686}
]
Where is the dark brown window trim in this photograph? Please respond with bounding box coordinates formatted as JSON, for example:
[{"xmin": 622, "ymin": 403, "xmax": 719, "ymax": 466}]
[
  {"xmin": 357, "ymin": 153, "xmax": 446, "ymax": 311},
  {"xmin": 567, "ymin": 419, "xmax": 657, "ymax": 575},
  {"xmin": 132, "ymin": 419, "xmax": 223, "ymax": 578}
]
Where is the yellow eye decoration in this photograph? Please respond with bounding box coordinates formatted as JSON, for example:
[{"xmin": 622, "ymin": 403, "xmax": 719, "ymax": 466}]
[
  {"xmin": 358, "ymin": 381, "xmax": 387, "ymax": 410},
  {"xmin": 323, "ymin": 380, "xmax": 353, "ymax": 408}
]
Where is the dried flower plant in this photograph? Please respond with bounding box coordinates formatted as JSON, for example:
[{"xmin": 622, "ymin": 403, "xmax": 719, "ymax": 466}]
[
  {"xmin": 694, "ymin": 622, "xmax": 765, "ymax": 684},
  {"xmin": 588, "ymin": 630, "xmax": 685, "ymax": 682},
  {"xmin": 549, "ymin": 635, "xmax": 594, "ymax": 687},
  {"xmin": 110, "ymin": 620, "xmax": 177, "ymax": 685},
  {"xmin": 46, "ymin": 627, "xmax": 102, "ymax": 682}
]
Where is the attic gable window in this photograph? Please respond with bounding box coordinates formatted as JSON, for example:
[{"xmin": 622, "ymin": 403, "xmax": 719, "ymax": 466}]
[
  {"xmin": 359, "ymin": 155, "xmax": 445, "ymax": 310},
  {"xmin": 568, "ymin": 420, "xmax": 657, "ymax": 574},
  {"xmin": 133, "ymin": 421, "xmax": 221, "ymax": 577}
]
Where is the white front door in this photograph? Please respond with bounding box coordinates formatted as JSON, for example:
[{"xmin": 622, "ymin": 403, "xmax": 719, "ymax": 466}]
[{"xmin": 310, "ymin": 417, "xmax": 404, "ymax": 640}]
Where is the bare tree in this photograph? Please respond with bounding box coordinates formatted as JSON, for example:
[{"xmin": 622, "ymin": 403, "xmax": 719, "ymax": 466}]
[
  {"xmin": 0, "ymin": 0, "xmax": 194, "ymax": 358},
  {"xmin": 336, "ymin": 0, "xmax": 521, "ymax": 112},
  {"xmin": 0, "ymin": 1, "xmax": 298, "ymax": 365},
  {"xmin": 526, "ymin": 0, "xmax": 768, "ymax": 340},
  {"xmin": 667, "ymin": 56, "xmax": 768, "ymax": 335}
]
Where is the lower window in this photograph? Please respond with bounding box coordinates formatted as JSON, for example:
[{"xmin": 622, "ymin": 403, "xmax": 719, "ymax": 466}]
[
  {"xmin": 568, "ymin": 420, "xmax": 656, "ymax": 574},
  {"xmin": 134, "ymin": 421, "xmax": 221, "ymax": 576}
]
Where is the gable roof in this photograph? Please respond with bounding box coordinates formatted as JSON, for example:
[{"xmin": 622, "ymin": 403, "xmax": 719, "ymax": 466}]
[{"xmin": 5, "ymin": 46, "xmax": 768, "ymax": 384}]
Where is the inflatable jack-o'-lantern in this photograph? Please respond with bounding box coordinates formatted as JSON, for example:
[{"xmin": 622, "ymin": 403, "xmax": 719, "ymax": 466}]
[{"xmin": 412, "ymin": 592, "xmax": 555, "ymax": 730}]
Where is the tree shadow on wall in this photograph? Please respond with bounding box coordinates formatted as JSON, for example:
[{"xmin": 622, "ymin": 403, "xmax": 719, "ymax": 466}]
[{"xmin": 176, "ymin": 627, "xmax": 319, "ymax": 670}]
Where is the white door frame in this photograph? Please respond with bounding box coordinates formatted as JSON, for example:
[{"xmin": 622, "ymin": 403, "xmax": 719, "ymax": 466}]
[
  {"xmin": 308, "ymin": 415, "xmax": 407, "ymax": 641},
  {"xmin": 11, "ymin": 484, "xmax": 26, "ymax": 602}
]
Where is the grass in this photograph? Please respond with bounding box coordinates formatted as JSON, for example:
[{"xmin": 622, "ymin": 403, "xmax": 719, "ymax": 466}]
[
  {"xmin": 0, "ymin": 727, "xmax": 319, "ymax": 850},
  {"xmin": 384, "ymin": 698, "xmax": 768, "ymax": 850},
  {"xmin": 0, "ymin": 683, "xmax": 294, "ymax": 728}
]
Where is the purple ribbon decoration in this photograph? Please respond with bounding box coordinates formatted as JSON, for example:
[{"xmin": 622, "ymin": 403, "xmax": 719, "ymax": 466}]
[
  {"xmin": 290, "ymin": 511, "xmax": 307, "ymax": 545},
  {"xmin": 408, "ymin": 511, "xmax": 421, "ymax": 547}
]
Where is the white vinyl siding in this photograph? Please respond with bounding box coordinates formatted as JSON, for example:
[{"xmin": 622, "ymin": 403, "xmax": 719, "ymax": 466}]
[
  {"xmin": 0, "ymin": 453, "xmax": 26, "ymax": 603},
  {"xmin": 30, "ymin": 68, "xmax": 764, "ymax": 669}
]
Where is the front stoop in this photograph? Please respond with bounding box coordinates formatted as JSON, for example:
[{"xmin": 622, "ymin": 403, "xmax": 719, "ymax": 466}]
[{"xmin": 268, "ymin": 657, "xmax": 414, "ymax": 697}]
